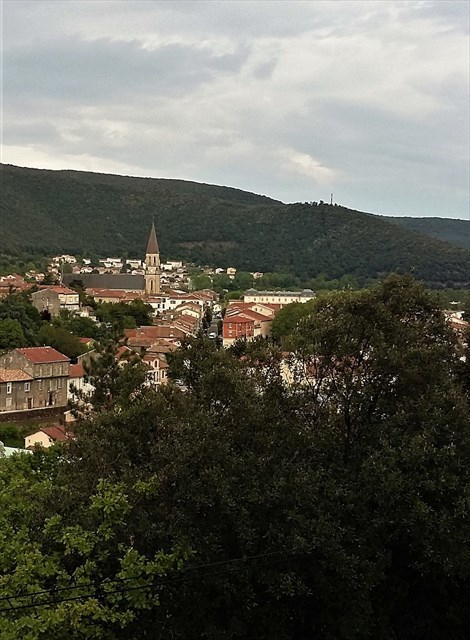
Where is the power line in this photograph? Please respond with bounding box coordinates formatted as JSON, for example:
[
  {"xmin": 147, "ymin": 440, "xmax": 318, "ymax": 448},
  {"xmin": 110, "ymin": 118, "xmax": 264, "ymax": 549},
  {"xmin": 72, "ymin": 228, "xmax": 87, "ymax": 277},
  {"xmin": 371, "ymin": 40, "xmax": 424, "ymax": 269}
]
[{"xmin": 0, "ymin": 551, "xmax": 288, "ymax": 614}]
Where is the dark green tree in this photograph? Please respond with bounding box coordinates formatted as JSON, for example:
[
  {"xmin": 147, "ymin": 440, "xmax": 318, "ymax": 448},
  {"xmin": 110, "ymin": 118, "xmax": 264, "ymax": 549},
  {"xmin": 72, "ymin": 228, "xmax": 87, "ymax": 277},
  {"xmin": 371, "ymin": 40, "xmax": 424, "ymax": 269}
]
[
  {"xmin": 0, "ymin": 292, "xmax": 42, "ymax": 345},
  {"xmin": 0, "ymin": 318, "xmax": 26, "ymax": 350},
  {"xmin": 37, "ymin": 324, "xmax": 86, "ymax": 359},
  {"xmin": 0, "ymin": 450, "xmax": 183, "ymax": 639},
  {"xmin": 1, "ymin": 275, "xmax": 468, "ymax": 639}
]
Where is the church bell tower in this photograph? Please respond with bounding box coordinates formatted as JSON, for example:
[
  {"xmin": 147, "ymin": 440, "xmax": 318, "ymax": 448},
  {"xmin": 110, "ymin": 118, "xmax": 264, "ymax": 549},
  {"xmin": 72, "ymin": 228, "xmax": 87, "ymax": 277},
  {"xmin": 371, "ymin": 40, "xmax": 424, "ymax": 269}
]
[{"xmin": 145, "ymin": 222, "xmax": 161, "ymax": 296}]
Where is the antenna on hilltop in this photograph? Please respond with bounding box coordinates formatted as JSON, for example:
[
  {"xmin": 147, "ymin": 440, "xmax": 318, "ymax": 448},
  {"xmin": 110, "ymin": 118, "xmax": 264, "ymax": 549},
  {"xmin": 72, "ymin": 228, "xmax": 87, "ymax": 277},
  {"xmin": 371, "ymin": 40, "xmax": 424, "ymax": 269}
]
[{"xmin": 330, "ymin": 193, "xmax": 334, "ymax": 205}]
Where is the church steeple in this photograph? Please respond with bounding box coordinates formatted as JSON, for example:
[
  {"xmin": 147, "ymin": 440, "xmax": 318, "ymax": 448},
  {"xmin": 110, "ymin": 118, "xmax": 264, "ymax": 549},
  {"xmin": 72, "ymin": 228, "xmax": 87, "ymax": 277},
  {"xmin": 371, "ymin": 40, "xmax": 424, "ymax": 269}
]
[
  {"xmin": 144, "ymin": 222, "xmax": 160, "ymax": 296},
  {"xmin": 146, "ymin": 221, "xmax": 159, "ymax": 254}
]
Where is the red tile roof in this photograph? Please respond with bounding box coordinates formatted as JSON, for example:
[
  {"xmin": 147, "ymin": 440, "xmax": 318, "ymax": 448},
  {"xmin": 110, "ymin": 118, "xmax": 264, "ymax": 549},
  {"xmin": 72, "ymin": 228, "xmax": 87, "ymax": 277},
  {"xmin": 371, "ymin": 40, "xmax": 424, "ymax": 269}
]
[
  {"xmin": 39, "ymin": 285, "xmax": 77, "ymax": 295},
  {"xmin": 69, "ymin": 364, "xmax": 85, "ymax": 378},
  {"xmin": 115, "ymin": 345, "xmax": 136, "ymax": 360},
  {"xmin": 223, "ymin": 314, "xmax": 255, "ymax": 324},
  {"xmin": 40, "ymin": 425, "xmax": 69, "ymax": 442},
  {"xmin": 0, "ymin": 368, "xmax": 33, "ymax": 382},
  {"xmin": 227, "ymin": 308, "xmax": 272, "ymax": 322},
  {"xmin": 16, "ymin": 347, "xmax": 70, "ymax": 363}
]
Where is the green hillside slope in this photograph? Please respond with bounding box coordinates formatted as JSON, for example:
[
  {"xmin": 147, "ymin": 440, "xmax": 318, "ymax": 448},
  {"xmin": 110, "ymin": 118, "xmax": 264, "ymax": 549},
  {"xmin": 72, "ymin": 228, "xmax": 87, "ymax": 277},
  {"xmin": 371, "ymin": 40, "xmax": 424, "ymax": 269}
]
[
  {"xmin": 383, "ymin": 216, "xmax": 469, "ymax": 250},
  {"xmin": 1, "ymin": 164, "xmax": 468, "ymax": 288}
]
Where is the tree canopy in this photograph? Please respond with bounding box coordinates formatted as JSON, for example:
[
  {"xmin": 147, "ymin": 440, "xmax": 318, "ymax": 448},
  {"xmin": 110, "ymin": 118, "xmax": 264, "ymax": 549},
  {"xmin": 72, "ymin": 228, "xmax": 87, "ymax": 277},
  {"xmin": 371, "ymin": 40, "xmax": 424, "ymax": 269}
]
[{"xmin": 0, "ymin": 276, "xmax": 468, "ymax": 638}]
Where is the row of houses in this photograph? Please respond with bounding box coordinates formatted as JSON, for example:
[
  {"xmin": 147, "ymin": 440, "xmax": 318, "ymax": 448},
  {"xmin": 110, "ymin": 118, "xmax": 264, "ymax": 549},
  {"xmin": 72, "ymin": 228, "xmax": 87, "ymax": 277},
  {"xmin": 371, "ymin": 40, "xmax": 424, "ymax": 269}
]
[
  {"xmin": 85, "ymin": 287, "xmax": 215, "ymax": 314},
  {"xmin": 25, "ymin": 283, "xmax": 216, "ymax": 318},
  {"xmin": 0, "ymin": 295, "xmax": 207, "ymax": 415},
  {"xmin": 221, "ymin": 290, "xmax": 316, "ymax": 347}
]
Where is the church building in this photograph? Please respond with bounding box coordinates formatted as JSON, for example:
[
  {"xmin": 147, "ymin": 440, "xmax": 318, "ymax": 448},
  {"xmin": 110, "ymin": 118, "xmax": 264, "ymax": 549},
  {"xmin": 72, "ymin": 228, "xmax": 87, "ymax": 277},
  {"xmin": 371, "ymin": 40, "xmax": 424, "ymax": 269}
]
[{"xmin": 64, "ymin": 223, "xmax": 161, "ymax": 296}]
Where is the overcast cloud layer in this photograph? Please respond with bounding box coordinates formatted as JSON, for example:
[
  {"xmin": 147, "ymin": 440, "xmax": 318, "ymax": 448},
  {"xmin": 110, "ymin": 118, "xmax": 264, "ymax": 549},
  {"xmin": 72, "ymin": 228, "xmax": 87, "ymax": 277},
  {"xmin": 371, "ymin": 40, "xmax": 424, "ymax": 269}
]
[{"xmin": 1, "ymin": 0, "xmax": 469, "ymax": 218}]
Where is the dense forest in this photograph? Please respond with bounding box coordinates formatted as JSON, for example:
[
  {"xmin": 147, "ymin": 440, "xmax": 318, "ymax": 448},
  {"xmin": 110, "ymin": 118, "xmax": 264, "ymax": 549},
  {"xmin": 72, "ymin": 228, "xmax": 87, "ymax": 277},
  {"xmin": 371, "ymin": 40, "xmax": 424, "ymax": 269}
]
[
  {"xmin": 383, "ymin": 215, "xmax": 469, "ymax": 250},
  {"xmin": 1, "ymin": 277, "xmax": 469, "ymax": 639},
  {"xmin": 1, "ymin": 164, "xmax": 468, "ymax": 288}
]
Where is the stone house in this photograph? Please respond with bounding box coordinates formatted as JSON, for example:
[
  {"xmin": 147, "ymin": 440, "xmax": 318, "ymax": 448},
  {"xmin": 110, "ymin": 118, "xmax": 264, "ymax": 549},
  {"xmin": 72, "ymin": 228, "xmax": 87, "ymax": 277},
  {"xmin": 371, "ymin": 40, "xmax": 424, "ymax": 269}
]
[
  {"xmin": 31, "ymin": 288, "xmax": 61, "ymax": 316},
  {"xmin": 32, "ymin": 286, "xmax": 80, "ymax": 316},
  {"xmin": 0, "ymin": 368, "xmax": 34, "ymax": 412},
  {"xmin": 0, "ymin": 347, "xmax": 70, "ymax": 411},
  {"xmin": 143, "ymin": 353, "xmax": 169, "ymax": 387}
]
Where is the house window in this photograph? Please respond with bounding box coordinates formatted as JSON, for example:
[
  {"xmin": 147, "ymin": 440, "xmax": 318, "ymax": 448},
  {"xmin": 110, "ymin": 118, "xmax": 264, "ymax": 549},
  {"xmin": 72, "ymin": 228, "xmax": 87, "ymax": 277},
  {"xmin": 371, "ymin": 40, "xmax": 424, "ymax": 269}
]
[
  {"xmin": 57, "ymin": 378, "xmax": 62, "ymax": 389},
  {"xmin": 5, "ymin": 397, "xmax": 12, "ymax": 409},
  {"xmin": 6, "ymin": 382, "xmax": 12, "ymax": 394},
  {"xmin": 24, "ymin": 382, "xmax": 31, "ymax": 392},
  {"xmin": 38, "ymin": 379, "xmax": 43, "ymax": 390}
]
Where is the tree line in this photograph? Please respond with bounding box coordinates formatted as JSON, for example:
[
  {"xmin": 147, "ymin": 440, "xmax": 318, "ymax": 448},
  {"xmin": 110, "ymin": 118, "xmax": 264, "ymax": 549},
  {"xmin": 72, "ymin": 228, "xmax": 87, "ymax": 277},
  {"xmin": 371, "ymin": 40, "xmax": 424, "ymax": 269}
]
[{"xmin": 2, "ymin": 164, "xmax": 469, "ymax": 288}]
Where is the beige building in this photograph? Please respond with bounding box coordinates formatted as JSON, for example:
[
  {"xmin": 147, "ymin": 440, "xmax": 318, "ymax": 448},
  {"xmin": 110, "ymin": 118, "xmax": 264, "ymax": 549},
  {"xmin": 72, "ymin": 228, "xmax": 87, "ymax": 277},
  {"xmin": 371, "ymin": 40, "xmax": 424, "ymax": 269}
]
[
  {"xmin": 32, "ymin": 286, "xmax": 80, "ymax": 316},
  {"xmin": 143, "ymin": 353, "xmax": 169, "ymax": 387},
  {"xmin": 0, "ymin": 347, "xmax": 70, "ymax": 412},
  {"xmin": 25, "ymin": 425, "xmax": 70, "ymax": 449},
  {"xmin": 243, "ymin": 289, "xmax": 315, "ymax": 306}
]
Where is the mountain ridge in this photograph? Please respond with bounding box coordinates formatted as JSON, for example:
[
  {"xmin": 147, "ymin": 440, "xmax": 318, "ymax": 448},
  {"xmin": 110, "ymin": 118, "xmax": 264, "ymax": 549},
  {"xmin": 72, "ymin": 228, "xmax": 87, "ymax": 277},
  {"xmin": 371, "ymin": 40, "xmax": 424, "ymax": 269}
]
[{"xmin": 1, "ymin": 164, "xmax": 468, "ymax": 288}]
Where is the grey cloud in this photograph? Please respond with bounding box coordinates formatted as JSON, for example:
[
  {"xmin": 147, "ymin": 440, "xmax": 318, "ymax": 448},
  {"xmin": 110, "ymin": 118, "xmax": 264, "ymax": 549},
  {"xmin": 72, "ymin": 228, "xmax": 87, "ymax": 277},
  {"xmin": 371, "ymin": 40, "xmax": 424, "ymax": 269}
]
[
  {"xmin": 2, "ymin": 0, "xmax": 468, "ymax": 219},
  {"xmin": 252, "ymin": 59, "xmax": 279, "ymax": 80},
  {"xmin": 2, "ymin": 121, "xmax": 62, "ymax": 146},
  {"xmin": 4, "ymin": 36, "xmax": 250, "ymax": 105}
]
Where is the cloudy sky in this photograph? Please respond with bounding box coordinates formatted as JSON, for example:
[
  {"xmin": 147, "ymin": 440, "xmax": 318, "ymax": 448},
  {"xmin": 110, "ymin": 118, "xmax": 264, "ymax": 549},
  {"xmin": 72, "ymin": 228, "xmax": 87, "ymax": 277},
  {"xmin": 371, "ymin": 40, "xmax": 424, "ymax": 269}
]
[{"xmin": 1, "ymin": 0, "xmax": 469, "ymax": 218}]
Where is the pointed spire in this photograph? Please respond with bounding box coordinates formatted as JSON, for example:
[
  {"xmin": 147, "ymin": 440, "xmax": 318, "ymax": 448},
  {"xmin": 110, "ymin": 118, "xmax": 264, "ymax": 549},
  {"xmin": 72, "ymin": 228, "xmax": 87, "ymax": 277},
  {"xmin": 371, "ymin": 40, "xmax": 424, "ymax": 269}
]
[{"xmin": 146, "ymin": 222, "xmax": 159, "ymax": 254}]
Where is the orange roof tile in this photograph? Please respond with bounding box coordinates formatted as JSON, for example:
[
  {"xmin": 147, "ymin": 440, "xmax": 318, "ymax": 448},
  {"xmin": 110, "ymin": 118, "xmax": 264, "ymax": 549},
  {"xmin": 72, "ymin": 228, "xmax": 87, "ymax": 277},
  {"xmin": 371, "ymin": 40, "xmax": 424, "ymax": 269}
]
[
  {"xmin": 39, "ymin": 285, "xmax": 77, "ymax": 295},
  {"xmin": 0, "ymin": 368, "xmax": 33, "ymax": 382},
  {"xmin": 69, "ymin": 364, "xmax": 85, "ymax": 378},
  {"xmin": 16, "ymin": 347, "xmax": 70, "ymax": 363}
]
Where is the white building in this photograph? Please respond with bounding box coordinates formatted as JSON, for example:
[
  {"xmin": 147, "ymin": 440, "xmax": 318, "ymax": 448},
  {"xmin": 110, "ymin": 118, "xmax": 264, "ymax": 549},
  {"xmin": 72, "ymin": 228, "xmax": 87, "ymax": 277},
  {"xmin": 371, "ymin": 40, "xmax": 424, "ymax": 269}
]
[{"xmin": 243, "ymin": 289, "xmax": 316, "ymax": 306}]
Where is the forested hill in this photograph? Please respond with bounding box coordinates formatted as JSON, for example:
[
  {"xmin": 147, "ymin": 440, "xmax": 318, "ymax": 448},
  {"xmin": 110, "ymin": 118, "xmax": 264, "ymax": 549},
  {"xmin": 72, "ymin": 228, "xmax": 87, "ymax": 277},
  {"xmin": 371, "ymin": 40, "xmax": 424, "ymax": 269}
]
[
  {"xmin": 383, "ymin": 216, "xmax": 469, "ymax": 250},
  {"xmin": 1, "ymin": 164, "xmax": 468, "ymax": 287}
]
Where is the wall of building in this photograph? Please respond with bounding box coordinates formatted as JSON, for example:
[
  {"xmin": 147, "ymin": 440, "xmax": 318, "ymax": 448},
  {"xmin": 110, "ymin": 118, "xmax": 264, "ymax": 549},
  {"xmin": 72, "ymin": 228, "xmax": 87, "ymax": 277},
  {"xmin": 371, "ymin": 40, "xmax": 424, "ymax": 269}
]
[
  {"xmin": 0, "ymin": 353, "xmax": 70, "ymax": 410},
  {"xmin": 31, "ymin": 290, "xmax": 60, "ymax": 316}
]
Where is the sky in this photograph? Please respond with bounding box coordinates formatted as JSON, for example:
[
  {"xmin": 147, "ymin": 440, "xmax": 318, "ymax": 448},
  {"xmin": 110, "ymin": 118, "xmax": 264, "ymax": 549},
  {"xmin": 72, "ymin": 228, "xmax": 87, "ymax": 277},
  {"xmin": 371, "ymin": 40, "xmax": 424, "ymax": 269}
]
[{"xmin": 1, "ymin": 0, "xmax": 469, "ymax": 219}]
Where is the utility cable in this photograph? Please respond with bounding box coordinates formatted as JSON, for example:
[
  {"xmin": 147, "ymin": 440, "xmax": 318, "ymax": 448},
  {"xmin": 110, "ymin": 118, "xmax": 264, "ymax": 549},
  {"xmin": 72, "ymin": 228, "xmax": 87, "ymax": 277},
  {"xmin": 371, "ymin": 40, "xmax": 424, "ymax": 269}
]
[{"xmin": 0, "ymin": 550, "xmax": 288, "ymax": 613}]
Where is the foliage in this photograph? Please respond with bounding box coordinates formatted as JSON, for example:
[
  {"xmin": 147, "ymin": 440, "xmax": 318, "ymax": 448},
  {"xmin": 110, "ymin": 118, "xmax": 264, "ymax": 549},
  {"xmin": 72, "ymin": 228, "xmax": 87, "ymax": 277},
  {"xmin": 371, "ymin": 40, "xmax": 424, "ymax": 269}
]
[
  {"xmin": 270, "ymin": 299, "xmax": 316, "ymax": 346},
  {"xmin": 385, "ymin": 215, "xmax": 470, "ymax": 249},
  {"xmin": 0, "ymin": 275, "xmax": 468, "ymax": 638},
  {"xmin": 95, "ymin": 300, "xmax": 153, "ymax": 332},
  {"xmin": 190, "ymin": 273, "xmax": 212, "ymax": 290},
  {"xmin": 63, "ymin": 315, "xmax": 100, "ymax": 340},
  {"xmin": 0, "ymin": 292, "xmax": 42, "ymax": 346},
  {"xmin": 70, "ymin": 339, "xmax": 150, "ymax": 418},
  {"xmin": 0, "ymin": 423, "xmax": 23, "ymax": 447},
  {"xmin": 0, "ymin": 450, "xmax": 183, "ymax": 639},
  {"xmin": 1, "ymin": 165, "xmax": 468, "ymax": 288},
  {"xmin": 37, "ymin": 324, "xmax": 86, "ymax": 359},
  {"xmin": 0, "ymin": 318, "xmax": 26, "ymax": 351}
]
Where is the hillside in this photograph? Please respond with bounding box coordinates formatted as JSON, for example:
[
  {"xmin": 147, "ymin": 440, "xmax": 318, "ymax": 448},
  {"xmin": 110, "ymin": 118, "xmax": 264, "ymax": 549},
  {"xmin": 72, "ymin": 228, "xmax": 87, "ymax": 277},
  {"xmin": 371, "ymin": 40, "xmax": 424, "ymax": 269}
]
[
  {"xmin": 384, "ymin": 216, "xmax": 469, "ymax": 250},
  {"xmin": 1, "ymin": 164, "xmax": 468, "ymax": 288}
]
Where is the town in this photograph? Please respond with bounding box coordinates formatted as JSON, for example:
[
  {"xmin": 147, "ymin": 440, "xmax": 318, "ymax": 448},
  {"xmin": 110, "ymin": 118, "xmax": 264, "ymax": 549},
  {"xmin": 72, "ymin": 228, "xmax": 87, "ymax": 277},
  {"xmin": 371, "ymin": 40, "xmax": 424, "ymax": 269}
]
[
  {"xmin": 1, "ymin": 215, "xmax": 467, "ymax": 455},
  {"xmin": 0, "ymin": 223, "xmax": 329, "ymax": 453}
]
